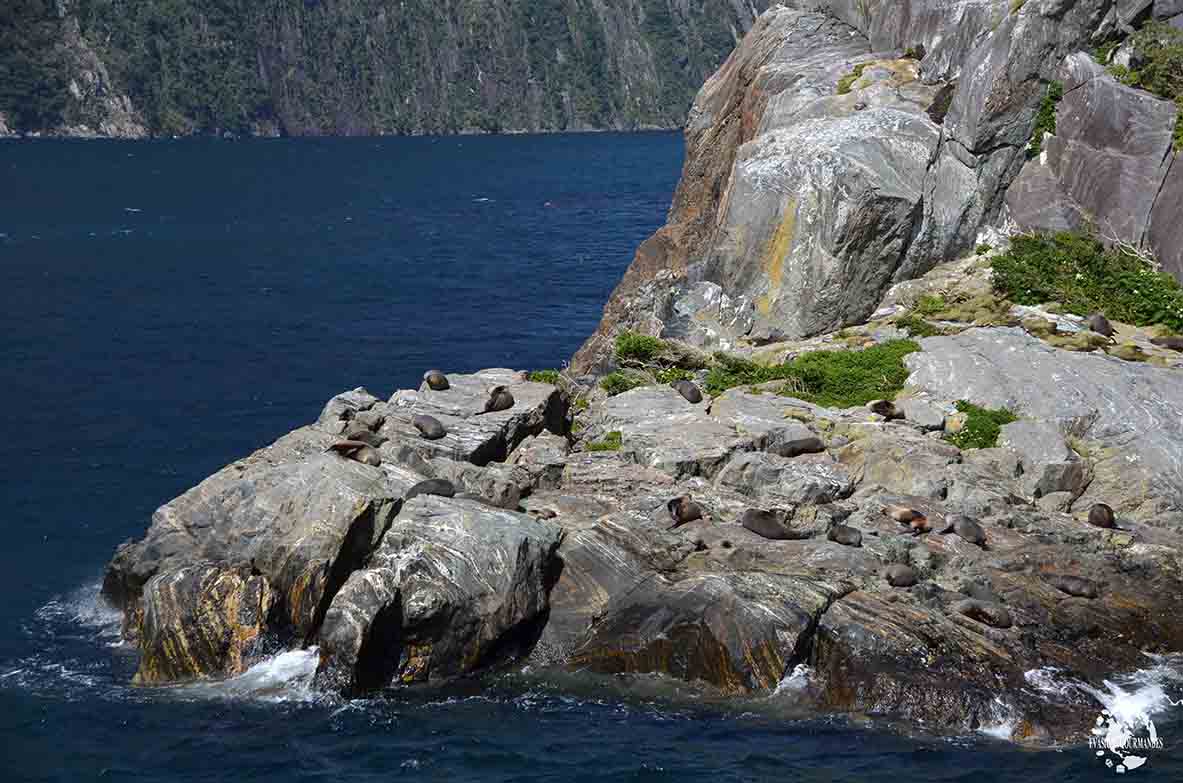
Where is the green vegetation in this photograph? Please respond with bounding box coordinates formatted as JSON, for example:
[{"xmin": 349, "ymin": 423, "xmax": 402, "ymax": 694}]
[
  {"xmin": 895, "ymin": 314, "xmax": 941, "ymax": 338},
  {"xmin": 601, "ymin": 372, "xmax": 646, "ymax": 397},
  {"xmin": 572, "ymin": 397, "xmax": 590, "ymax": 412},
  {"xmin": 654, "ymin": 367, "xmax": 694, "ymax": 384},
  {"xmin": 704, "ymin": 340, "xmax": 921, "ymax": 407},
  {"xmin": 528, "ymin": 369, "xmax": 562, "ymax": 385},
  {"xmin": 1009, "ymin": 0, "xmax": 1027, "ymax": 13},
  {"xmin": 1026, "ymin": 81, "xmax": 1064, "ymax": 158},
  {"xmin": 1116, "ymin": 22, "xmax": 1183, "ymax": 149},
  {"xmin": 0, "ymin": 0, "xmax": 68, "ymax": 129},
  {"xmin": 976, "ymin": 243, "xmax": 993, "ymax": 255},
  {"xmin": 837, "ymin": 63, "xmax": 869, "ymax": 95},
  {"xmin": 903, "ymin": 46, "xmax": 924, "ymax": 60},
  {"xmin": 992, "ymin": 232, "xmax": 1183, "ymax": 332},
  {"xmin": 615, "ymin": 331, "xmax": 666, "ymax": 363},
  {"xmin": 586, "ymin": 430, "xmax": 622, "ymax": 452},
  {"xmin": 913, "ymin": 294, "xmax": 947, "ymax": 317},
  {"xmin": 944, "ymin": 401, "xmax": 1018, "ymax": 450}
]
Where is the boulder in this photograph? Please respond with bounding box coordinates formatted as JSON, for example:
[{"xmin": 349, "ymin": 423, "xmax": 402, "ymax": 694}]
[{"xmin": 315, "ymin": 496, "xmax": 563, "ymax": 693}]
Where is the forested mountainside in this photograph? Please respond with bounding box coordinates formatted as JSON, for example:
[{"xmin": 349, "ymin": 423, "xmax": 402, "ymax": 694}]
[{"xmin": 0, "ymin": 0, "xmax": 773, "ymax": 138}]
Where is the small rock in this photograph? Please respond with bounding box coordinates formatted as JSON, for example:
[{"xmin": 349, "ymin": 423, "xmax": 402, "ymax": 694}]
[
  {"xmin": 885, "ymin": 564, "xmax": 918, "ymax": 587},
  {"xmin": 951, "ymin": 599, "xmax": 1012, "ymax": 629},
  {"xmin": 900, "ymin": 398, "xmax": 946, "ymax": 431}
]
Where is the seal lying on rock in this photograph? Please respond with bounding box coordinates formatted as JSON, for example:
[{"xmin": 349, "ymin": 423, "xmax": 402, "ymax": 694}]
[
  {"xmin": 667, "ymin": 496, "xmax": 704, "ymax": 530},
  {"xmin": 326, "ymin": 440, "xmax": 382, "ymax": 466},
  {"xmin": 952, "ymin": 599, "xmax": 1012, "ymax": 629},
  {"xmin": 405, "ymin": 478, "xmax": 456, "ymax": 501},
  {"xmin": 343, "ymin": 427, "xmax": 386, "ymax": 448},
  {"xmin": 1044, "ymin": 574, "xmax": 1099, "ymax": 599},
  {"xmin": 938, "ymin": 514, "xmax": 987, "ymax": 547},
  {"xmin": 1087, "ymin": 503, "xmax": 1116, "ymax": 529},
  {"xmin": 481, "ymin": 385, "xmax": 515, "ymax": 414},
  {"xmin": 412, "ymin": 414, "xmax": 447, "ymax": 440},
  {"xmin": 424, "ymin": 370, "xmax": 450, "ymax": 391},
  {"xmin": 885, "ymin": 504, "xmax": 929, "ymax": 535},
  {"xmin": 740, "ymin": 508, "xmax": 796, "ymax": 540},
  {"xmin": 885, "ymin": 564, "xmax": 918, "ymax": 587},
  {"xmin": 868, "ymin": 399, "xmax": 903, "ymax": 420},
  {"xmin": 1151, "ymin": 335, "xmax": 1183, "ymax": 352},
  {"xmin": 672, "ymin": 380, "xmax": 703, "ymax": 404},
  {"xmin": 826, "ymin": 523, "xmax": 862, "ymax": 547},
  {"xmin": 1085, "ymin": 313, "xmax": 1115, "ymax": 338}
]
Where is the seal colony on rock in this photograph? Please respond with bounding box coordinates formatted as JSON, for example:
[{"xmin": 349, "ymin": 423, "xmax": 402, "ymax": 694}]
[
  {"xmin": 424, "ymin": 370, "xmax": 450, "ymax": 391},
  {"xmin": 938, "ymin": 514, "xmax": 987, "ymax": 547},
  {"xmin": 481, "ymin": 385, "xmax": 514, "ymax": 414},
  {"xmin": 405, "ymin": 478, "xmax": 455, "ymax": 500},
  {"xmin": 672, "ymin": 380, "xmax": 703, "ymax": 404},
  {"xmin": 826, "ymin": 523, "xmax": 862, "ymax": 547},
  {"xmin": 740, "ymin": 507, "xmax": 797, "ymax": 540},
  {"xmin": 326, "ymin": 440, "xmax": 382, "ymax": 466},
  {"xmin": 412, "ymin": 414, "xmax": 447, "ymax": 440},
  {"xmin": 1087, "ymin": 503, "xmax": 1116, "ymax": 529}
]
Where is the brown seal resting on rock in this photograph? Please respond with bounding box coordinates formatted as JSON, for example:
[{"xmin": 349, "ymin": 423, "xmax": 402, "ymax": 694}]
[
  {"xmin": 424, "ymin": 370, "xmax": 450, "ymax": 391},
  {"xmin": 827, "ymin": 523, "xmax": 862, "ymax": 547},
  {"xmin": 672, "ymin": 380, "xmax": 703, "ymax": 404},
  {"xmin": 405, "ymin": 478, "xmax": 455, "ymax": 501},
  {"xmin": 343, "ymin": 427, "xmax": 386, "ymax": 448},
  {"xmin": 952, "ymin": 599, "xmax": 1012, "ymax": 629},
  {"xmin": 667, "ymin": 496, "xmax": 704, "ymax": 530},
  {"xmin": 412, "ymin": 414, "xmax": 447, "ymax": 440},
  {"xmin": 938, "ymin": 514, "xmax": 987, "ymax": 547},
  {"xmin": 740, "ymin": 508, "xmax": 796, "ymax": 540},
  {"xmin": 1087, "ymin": 503, "xmax": 1116, "ymax": 529},
  {"xmin": 1151, "ymin": 335, "xmax": 1183, "ymax": 352},
  {"xmin": 326, "ymin": 441, "xmax": 382, "ymax": 467},
  {"xmin": 481, "ymin": 385, "xmax": 515, "ymax": 414},
  {"xmin": 1044, "ymin": 574, "xmax": 1099, "ymax": 599},
  {"xmin": 868, "ymin": 399, "xmax": 903, "ymax": 420},
  {"xmin": 885, "ymin": 564, "xmax": 918, "ymax": 587},
  {"xmin": 1085, "ymin": 313, "xmax": 1115, "ymax": 338},
  {"xmin": 885, "ymin": 504, "xmax": 929, "ymax": 535}
]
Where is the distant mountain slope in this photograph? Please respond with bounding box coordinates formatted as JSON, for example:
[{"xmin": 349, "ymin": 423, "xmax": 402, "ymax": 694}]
[{"xmin": 0, "ymin": 0, "xmax": 774, "ymax": 137}]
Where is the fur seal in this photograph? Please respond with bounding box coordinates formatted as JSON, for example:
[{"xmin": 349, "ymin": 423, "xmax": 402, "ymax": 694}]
[
  {"xmin": 1087, "ymin": 503, "xmax": 1116, "ymax": 529},
  {"xmin": 938, "ymin": 514, "xmax": 987, "ymax": 547},
  {"xmin": 327, "ymin": 441, "xmax": 381, "ymax": 466},
  {"xmin": 343, "ymin": 427, "xmax": 387, "ymax": 448},
  {"xmin": 672, "ymin": 380, "xmax": 703, "ymax": 404},
  {"xmin": 481, "ymin": 385, "xmax": 515, "ymax": 414},
  {"xmin": 1045, "ymin": 574, "xmax": 1099, "ymax": 599},
  {"xmin": 405, "ymin": 478, "xmax": 456, "ymax": 501},
  {"xmin": 412, "ymin": 414, "xmax": 447, "ymax": 440},
  {"xmin": 1085, "ymin": 313, "xmax": 1114, "ymax": 338},
  {"xmin": 868, "ymin": 399, "xmax": 903, "ymax": 420},
  {"xmin": 885, "ymin": 504, "xmax": 929, "ymax": 535},
  {"xmin": 951, "ymin": 598, "xmax": 1012, "ymax": 629},
  {"xmin": 667, "ymin": 495, "xmax": 704, "ymax": 530},
  {"xmin": 827, "ymin": 523, "xmax": 862, "ymax": 547},
  {"xmin": 885, "ymin": 564, "xmax": 918, "ymax": 587},
  {"xmin": 424, "ymin": 370, "xmax": 450, "ymax": 391},
  {"xmin": 740, "ymin": 508, "xmax": 797, "ymax": 540},
  {"xmin": 1150, "ymin": 335, "xmax": 1183, "ymax": 352}
]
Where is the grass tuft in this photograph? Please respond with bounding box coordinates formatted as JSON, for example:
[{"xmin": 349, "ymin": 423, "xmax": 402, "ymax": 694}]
[
  {"xmin": 1026, "ymin": 81, "xmax": 1064, "ymax": 158},
  {"xmin": 600, "ymin": 372, "xmax": 646, "ymax": 397},
  {"xmin": 615, "ymin": 331, "xmax": 666, "ymax": 362},
  {"xmin": 704, "ymin": 340, "xmax": 921, "ymax": 407},
  {"xmin": 895, "ymin": 314, "xmax": 942, "ymax": 338},
  {"xmin": 992, "ymin": 232, "xmax": 1183, "ymax": 332},
  {"xmin": 528, "ymin": 369, "xmax": 561, "ymax": 385},
  {"xmin": 837, "ymin": 63, "xmax": 869, "ymax": 95},
  {"xmin": 944, "ymin": 401, "xmax": 1018, "ymax": 450},
  {"xmin": 586, "ymin": 431, "xmax": 622, "ymax": 452}
]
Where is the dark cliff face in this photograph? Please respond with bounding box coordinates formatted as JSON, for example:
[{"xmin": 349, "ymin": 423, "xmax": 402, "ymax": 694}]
[{"xmin": 2, "ymin": 0, "xmax": 773, "ymax": 137}]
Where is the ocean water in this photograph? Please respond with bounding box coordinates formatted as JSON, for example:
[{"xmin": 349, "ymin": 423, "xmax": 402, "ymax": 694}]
[{"xmin": 1, "ymin": 134, "xmax": 1180, "ymax": 781}]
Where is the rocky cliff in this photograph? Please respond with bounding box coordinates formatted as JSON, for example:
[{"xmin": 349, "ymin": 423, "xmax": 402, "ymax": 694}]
[
  {"xmin": 1, "ymin": 0, "xmax": 773, "ymax": 138},
  {"xmin": 571, "ymin": 0, "xmax": 1183, "ymax": 373}
]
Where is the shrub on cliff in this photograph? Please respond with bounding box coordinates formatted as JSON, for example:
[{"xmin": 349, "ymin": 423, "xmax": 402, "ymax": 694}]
[
  {"xmin": 1108, "ymin": 22, "xmax": 1183, "ymax": 149},
  {"xmin": 704, "ymin": 340, "xmax": 920, "ymax": 407},
  {"xmin": 945, "ymin": 401, "xmax": 1017, "ymax": 450},
  {"xmin": 992, "ymin": 232, "xmax": 1183, "ymax": 332},
  {"xmin": 1026, "ymin": 81, "xmax": 1063, "ymax": 158},
  {"xmin": 615, "ymin": 331, "xmax": 666, "ymax": 363}
]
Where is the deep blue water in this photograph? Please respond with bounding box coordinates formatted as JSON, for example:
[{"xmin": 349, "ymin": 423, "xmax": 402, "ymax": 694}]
[{"xmin": 1, "ymin": 134, "xmax": 1180, "ymax": 781}]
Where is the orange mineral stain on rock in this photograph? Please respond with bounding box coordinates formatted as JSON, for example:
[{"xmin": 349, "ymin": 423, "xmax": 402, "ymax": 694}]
[{"xmin": 755, "ymin": 198, "xmax": 796, "ymax": 316}]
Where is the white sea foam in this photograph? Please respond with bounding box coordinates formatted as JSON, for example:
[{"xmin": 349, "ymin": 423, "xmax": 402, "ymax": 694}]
[
  {"xmin": 978, "ymin": 697, "xmax": 1020, "ymax": 741},
  {"xmin": 172, "ymin": 648, "xmax": 321, "ymax": 703},
  {"xmin": 773, "ymin": 664, "xmax": 814, "ymax": 695}
]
